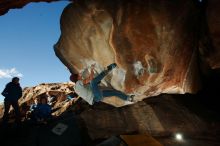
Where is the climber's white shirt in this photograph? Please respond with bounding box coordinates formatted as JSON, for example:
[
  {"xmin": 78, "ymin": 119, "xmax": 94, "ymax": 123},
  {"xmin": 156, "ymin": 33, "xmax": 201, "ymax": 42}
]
[{"xmin": 74, "ymin": 80, "xmax": 94, "ymax": 105}]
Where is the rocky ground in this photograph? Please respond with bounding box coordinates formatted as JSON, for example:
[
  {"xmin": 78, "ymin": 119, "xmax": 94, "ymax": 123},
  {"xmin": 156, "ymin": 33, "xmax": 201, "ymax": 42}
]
[
  {"xmin": 0, "ymin": 92, "xmax": 220, "ymax": 146},
  {"xmin": 0, "ymin": 71, "xmax": 220, "ymax": 146}
]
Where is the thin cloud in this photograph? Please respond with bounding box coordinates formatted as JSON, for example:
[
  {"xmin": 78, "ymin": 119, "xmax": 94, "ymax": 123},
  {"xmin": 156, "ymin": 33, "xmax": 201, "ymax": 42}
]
[{"xmin": 0, "ymin": 68, "xmax": 23, "ymax": 79}]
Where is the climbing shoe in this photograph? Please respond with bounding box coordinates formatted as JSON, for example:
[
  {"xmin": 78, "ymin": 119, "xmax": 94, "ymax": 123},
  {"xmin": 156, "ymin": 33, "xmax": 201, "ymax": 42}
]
[
  {"xmin": 128, "ymin": 95, "xmax": 135, "ymax": 102},
  {"xmin": 107, "ymin": 63, "xmax": 117, "ymax": 71}
]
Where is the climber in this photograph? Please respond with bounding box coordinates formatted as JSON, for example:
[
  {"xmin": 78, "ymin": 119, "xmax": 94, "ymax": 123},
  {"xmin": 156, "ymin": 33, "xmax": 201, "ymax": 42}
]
[
  {"xmin": 70, "ymin": 63, "xmax": 134, "ymax": 105},
  {"xmin": 1, "ymin": 77, "xmax": 22, "ymax": 125}
]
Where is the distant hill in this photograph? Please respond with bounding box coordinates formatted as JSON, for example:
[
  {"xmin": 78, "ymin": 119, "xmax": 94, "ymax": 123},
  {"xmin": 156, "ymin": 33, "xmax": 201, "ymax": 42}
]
[{"xmin": 0, "ymin": 82, "xmax": 76, "ymax": 120}]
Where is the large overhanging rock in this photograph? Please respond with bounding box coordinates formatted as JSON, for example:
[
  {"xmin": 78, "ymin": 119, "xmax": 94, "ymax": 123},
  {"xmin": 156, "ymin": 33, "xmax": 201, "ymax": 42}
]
[
  {"xmin": 54, "ymin": 0, "xmax": 202, "ymax": 106},
  {"xmin": 204, "ymin": 0, "xmax": 220, "ymax": 69},
  {"xmin": 1, "ymin": 0, "xmax": 220, "ymax": 106}
]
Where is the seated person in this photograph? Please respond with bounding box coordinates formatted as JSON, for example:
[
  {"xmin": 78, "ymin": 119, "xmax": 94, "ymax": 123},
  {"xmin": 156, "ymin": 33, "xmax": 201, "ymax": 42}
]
[
  {"xmin": 29, "ymin": 97, "xmax": 52, "ymax": 123},
  {"xmin": 29, "ymin": 98, "xmax": 38, "ymax": 111}
]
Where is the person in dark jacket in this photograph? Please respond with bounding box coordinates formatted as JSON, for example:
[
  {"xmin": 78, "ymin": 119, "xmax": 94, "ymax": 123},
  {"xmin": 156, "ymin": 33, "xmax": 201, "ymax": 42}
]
[
  {"xmin": 29, "ymin": 96, "xmax": 51, "ymax": 124},
  {"xmin": 1, "ymin": 77, "xmax": 22, "ymax": 124}
]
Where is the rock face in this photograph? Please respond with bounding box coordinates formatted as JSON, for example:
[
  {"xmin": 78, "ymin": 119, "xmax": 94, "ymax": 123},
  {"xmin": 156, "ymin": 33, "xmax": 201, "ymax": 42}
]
[
  {"xmin": 54, "ymin": 0, "xmax": 203, "ymax": 105},
  {"xmin": 1, "ymin": 0, "xmax": 220, "ymax": 106},
  {"xmin": 80, "ymin": 94, "xmax": 220, "ymax": 140},
  {"xmin": 204, "ymin": 0, "xmax": 220, "ymax": 68}
]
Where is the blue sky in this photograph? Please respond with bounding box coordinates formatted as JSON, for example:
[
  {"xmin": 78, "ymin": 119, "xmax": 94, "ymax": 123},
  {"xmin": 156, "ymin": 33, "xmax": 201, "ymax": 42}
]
[{"xmin": 0, "ymin": 1, "xmax": 70, "ymax": 102}]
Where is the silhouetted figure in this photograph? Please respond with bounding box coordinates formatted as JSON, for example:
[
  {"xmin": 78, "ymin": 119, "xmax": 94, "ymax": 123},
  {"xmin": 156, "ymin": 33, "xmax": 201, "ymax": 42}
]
[
  {"xmin": 70, "ymin": 63, "xmax": 134, "ymax": 105},
  {"xmin": 1, "ymin": 77, "xmax": 22, "ymax": 125}
]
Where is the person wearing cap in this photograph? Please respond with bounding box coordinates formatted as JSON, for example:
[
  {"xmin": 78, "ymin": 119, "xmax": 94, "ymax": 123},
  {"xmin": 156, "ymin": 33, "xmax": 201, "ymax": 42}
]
[
  {"xmin": 1, "ymin": 77, "xmax": 22, "ymax": 125},
  {"xmin": 70, "ymin": 63, "xmax": 134, "ymax": 105}
]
